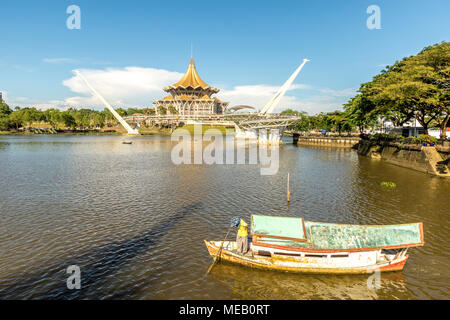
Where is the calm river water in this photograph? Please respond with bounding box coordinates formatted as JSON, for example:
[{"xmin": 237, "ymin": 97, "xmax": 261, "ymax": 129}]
[{"xmin": 0, "ymin": 135, "xmax": 449, "ymax": 300}]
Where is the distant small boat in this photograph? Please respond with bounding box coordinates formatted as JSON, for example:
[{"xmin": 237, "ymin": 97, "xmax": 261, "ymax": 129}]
[
  {"xmin": 122, "ymin": 141, "xmax": 133, "ymax": 144},
  {"xmin": 205, "ymin": 215, "xmax": 424, "ymax": 274}
]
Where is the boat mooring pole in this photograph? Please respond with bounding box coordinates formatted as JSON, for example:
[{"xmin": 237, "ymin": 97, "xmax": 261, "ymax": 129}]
[
  {"xmin": 206, "ymin": 225, "xmax": 233, "ymax": 275},
  {"xmin": 287, "ymin": 173, "xmax": 291, "ymax": 203}
]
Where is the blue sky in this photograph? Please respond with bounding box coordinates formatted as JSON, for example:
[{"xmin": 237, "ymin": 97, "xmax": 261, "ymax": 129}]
[{"xmin": 0, "ymin": 0, "xmax": 449, "ymax": 114}]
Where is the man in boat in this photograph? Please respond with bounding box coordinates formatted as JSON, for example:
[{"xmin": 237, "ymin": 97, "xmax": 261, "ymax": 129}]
[{"xmin": 236, "ymin": 219, "xmax": 249, "ymax": 255}]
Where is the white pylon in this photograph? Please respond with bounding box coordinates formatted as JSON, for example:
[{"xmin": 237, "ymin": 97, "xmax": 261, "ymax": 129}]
[
  {"xmin": 74, "ymin": 70, "xmax": 139, "ymax": 135},
  {"xmin": 260, "ymin": 58, "xmax": 309, "ymax": 115}
]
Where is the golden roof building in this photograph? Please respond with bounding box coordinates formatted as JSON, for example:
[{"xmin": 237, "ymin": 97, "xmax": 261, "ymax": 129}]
[{"xmin": 153, "ymin": 57, "xmax": 228, "ymax": 116}]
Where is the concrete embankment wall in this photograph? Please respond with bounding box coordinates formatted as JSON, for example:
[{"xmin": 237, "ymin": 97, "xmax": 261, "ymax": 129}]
[
  {"xmin": 296, "ymin": 136, "xmax": 360, "ymax": 148},
  {"xmin": 357, "ymin": 140, "xmax": 450, "ymax": 177}
]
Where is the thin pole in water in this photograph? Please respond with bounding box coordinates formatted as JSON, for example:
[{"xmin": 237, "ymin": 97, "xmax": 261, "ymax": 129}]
[{"xmin": 287, "ymin": 173, "xmax": 291, "ymax": 203}]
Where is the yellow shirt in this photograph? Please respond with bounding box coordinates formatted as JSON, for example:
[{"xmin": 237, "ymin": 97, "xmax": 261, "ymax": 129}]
[{"xmin": 237, "ymin": 219, "xmax": 248, "ymax": 237}]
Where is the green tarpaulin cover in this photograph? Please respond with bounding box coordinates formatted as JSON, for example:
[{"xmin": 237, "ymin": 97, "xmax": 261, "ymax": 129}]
[
  {"xmin": 251, "ymin": 215, "xmax": 423, "ymax": 250},
  {"xmin": 252, "ymin": 215, "xmax": 306, "ymax": 241}
]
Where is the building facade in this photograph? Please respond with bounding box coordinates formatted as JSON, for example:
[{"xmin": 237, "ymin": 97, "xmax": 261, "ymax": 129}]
[{"xmin": 153, "ymin": 58, "xmax": 228, "ymax": 116}]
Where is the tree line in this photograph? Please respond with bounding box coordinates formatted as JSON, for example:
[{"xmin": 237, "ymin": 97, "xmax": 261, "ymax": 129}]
[
  {"xmin": 0, "ymin": 103, "xmax": 155, "ymax": 131},
  {"xmin": 285, "ymin": 42, "xmax": 449, "ymax": 139},
  {"xmin": 281, "ymin": 109, "xmax": 356, "ymax": 135},
  {"xmin": 344, "ymin": 41, "xmax": 449, "ymax": 138}
]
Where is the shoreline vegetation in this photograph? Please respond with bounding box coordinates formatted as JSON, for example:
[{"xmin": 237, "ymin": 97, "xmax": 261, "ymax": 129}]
[
  {"xmin": 0, "ymin": 125, "xmax": 235, "ymax": 136},
  {"xmin": 0, "ymin": 100, "xmax": 236, "ymax": 136}
]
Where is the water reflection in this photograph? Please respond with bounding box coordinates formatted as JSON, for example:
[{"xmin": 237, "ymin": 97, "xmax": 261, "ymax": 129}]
[{"xmin": 210, "ymin": 263, "xmax": 408, "ymax": 300}]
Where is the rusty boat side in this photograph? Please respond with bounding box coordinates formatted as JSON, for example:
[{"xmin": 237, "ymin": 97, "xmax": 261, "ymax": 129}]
[{"xmin": 204, "ymin": 240, "xmax": 408, "ymax": 274}]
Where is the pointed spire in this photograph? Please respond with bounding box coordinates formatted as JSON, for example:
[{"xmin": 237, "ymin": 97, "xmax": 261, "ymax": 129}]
[{"xmin": 171, "ymin": 56, "xmax": 210, "ymax": 89}]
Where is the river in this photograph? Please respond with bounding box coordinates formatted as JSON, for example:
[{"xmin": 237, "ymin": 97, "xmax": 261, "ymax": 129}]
[{"xmin": 0, "ymin": 135, "xmax": 448, "ymax": 299}]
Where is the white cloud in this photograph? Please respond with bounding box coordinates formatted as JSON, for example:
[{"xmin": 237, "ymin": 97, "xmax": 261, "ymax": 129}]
[
  {"xmin": 4, "ymin": 95, "xmax": 68, "ymax": 110},
  {"xmin": 62, "ymin": 67, "xmax": 184, "ymax": 108},
  {"xmin": 218, "ymin": 84, "xmax": 309, "ymax": 112},
  {"xmin": 219, "ymin": 84, "xmax": 354, "ymax": 114}
]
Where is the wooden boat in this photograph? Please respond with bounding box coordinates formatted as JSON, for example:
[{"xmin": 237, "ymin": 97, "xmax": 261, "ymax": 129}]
[
  {"xmin": 122, "ymin": 141, "xmax": 133, "ymax": 144},
  {"xmin": 205, "ymin": 215, "xmax": 424, "ymax": 274}
]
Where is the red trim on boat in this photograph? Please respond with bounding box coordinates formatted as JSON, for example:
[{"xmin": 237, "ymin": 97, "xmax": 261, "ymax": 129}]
[{"xmin": 252, "ymin": 240, "xmax": 423, "ymax": 253}]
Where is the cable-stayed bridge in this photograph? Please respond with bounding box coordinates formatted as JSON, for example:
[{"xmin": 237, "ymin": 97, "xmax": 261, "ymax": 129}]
[{"xmin": 77, "ymin": 58, "xmax": 309, "ymax": 143}]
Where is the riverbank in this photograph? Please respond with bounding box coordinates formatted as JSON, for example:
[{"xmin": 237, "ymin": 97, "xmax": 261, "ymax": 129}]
[
  {"xmin": 177, "ymin": 124, "xmax": 235, "ymax": 135},
  {"xmin": 137, "ymin": 124, "xmax": 234, "ymax": 135},
  {"xmin": 0, "ymin": 130, "xmax": 123, "ymax": 135},
  {"xmin": 138, "ymin": 126, "xmax": 172, "ymax": 135},
  {"xmin": 357, "ymin": 139, "xmax": 450, "ymax": 177},
  {"xmin": 1, "ymin": 124, "xmax": 236, "ymax": 136}
]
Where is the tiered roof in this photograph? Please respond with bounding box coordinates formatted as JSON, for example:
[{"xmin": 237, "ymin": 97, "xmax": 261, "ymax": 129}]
[
  {"xmin": 153, "ymin": 57, "xmax": 229, "ymax": 114},
  {"xmin": 163, "ymin": 57, "xmax": 219, "ymax": 92}
]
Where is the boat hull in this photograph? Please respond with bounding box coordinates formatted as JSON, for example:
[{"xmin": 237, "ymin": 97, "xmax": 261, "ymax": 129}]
[{"xmin": 204, "ymin": 240, "xmax": 408, "ymax": 274}]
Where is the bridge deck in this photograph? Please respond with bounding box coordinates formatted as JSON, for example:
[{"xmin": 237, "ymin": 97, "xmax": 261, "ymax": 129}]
[{"xmin": 123, "ymin": 114, "xmax": 301, "ymax": 130}]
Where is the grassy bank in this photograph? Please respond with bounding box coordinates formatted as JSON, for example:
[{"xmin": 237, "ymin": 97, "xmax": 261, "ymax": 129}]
[
  {"xmin": 138, "ymin": 124, "xmax": 235, "ymax": 136},
  {"xmin": 177, "ymin": 124, "xmax": 235, "ymax": 135},
  {"xmin": 138, "ymin": 126, "xmax": 173, "ymax": 135}
]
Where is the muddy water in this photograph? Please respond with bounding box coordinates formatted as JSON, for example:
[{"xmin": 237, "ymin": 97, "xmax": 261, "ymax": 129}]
[{"xmin": 0, "ymin": 135, "xmax": 448, "ymax": 299}]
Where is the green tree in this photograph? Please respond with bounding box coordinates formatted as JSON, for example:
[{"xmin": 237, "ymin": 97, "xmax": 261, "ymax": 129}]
[
  {"xmin": 344, "ymin": 42, "xmax": 449, "ymax": 137},
  {"xmin": 344, "ymin": 94, "xmax": 378, "ymax": 133},
  {"xmin": 142, "ymin": 108, "xmax": 155, "ymax": 115},
  {"xmin": 92, "ymin": 113, "xmax": 105, "ymax": 128},
  {"xmin": 0, "ymin": 100, "xmax": 12, "ymax": 131},
  {"xmin": 168, "ymin": 105, "xmax": 178, "ymax": 115},
  {"xmin": 0, "ymin": 100, "xmax": 12, "ymax": 117},
  {"xmin": 126, "ymin": 107, "xmax": 142, "ymax": 115},
  {"xmin": 157, "ymin": 105, "xmax": 167, "ymax": 115},
  {"xmin": 20, "ymin": 108, "xmax": 42, "ymax": 127},
  {"xmin": 116, "ymin": 108, "xmax": 128, "ymax": 116},
  {"xmin": 102, "ymin": 108, "xmax": 117, "ymax": 127},
  {"xmin": 281, "ymin": 109, "xmax": 301, "ymax": 115},
  {"xmin": 9, "ymin": 111, "xmax": 23, "ymax": 130},
  {"xmin": 60, "ymin": 112, "xmax": 76, "ymax": 128},
  {"xmin": 0, "ymin": 117, "xmax": 10, "ymax": 130},
  {"xmin": 294, "ymin": 113, "xmax": 311, "ymax": 132}
]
